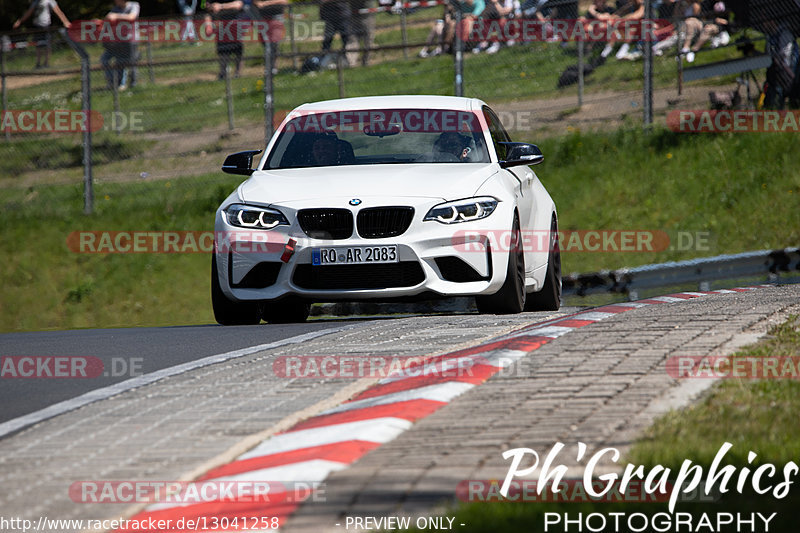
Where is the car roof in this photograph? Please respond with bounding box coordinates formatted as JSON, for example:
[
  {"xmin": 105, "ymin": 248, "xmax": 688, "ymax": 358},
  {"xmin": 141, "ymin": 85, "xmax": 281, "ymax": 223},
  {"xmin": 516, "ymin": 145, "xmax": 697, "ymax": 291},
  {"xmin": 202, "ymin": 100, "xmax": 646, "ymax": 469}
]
[{"xmin": 294, "ymin": 95, "xmax": 486, "ymax": 113}]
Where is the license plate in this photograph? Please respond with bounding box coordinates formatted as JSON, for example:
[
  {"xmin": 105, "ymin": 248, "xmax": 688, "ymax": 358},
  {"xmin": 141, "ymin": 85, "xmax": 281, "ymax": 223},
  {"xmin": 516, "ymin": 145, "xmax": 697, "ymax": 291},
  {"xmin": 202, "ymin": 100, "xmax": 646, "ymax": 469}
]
[{"xmin": 312, "ymin": 245, "xmax": 398, "ymax": 266}]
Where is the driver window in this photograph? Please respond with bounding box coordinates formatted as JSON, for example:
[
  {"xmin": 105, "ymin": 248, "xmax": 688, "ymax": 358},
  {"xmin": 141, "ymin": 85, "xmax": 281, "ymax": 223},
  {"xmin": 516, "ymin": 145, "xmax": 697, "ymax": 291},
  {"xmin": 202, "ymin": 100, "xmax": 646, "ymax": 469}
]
[{"xmin": 482, "ymin": 106, "xmax": 511, "ymax": 161}]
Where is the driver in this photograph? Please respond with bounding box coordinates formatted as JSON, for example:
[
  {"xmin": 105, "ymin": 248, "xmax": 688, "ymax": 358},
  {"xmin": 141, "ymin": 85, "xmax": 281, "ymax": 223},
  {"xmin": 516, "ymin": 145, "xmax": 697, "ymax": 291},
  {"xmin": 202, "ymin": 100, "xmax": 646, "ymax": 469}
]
[
  {"xmin": 311, "ymin": 134, "xmax": 340, "ymax": 166},
  {"xmin": 433, "ymin": 132, "xmax": 472, "ymax": 161}
]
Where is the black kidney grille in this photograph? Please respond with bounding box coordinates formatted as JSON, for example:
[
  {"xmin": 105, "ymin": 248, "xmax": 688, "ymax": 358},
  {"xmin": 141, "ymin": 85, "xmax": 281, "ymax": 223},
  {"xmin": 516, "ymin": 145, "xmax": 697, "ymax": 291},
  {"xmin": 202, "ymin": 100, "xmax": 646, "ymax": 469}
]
[
  {"xmin": 293, "ymin": 262, "xmax": 425, "ymax": 290},
  {"xmin": 297, "ymin": 208, "xmax": 353, "ymax": 240},
  {"xmin": 357, "ymin": 207, "xmax": 414, "ymax": 239}
]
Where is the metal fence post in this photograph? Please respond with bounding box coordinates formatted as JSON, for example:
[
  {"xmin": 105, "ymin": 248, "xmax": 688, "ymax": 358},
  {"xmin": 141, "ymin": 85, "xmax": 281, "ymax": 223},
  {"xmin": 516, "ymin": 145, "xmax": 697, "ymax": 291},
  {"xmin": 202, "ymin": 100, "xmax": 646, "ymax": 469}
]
[
  {"xmin": 288, "ymin": 4, "xmax": 298, "ymax": 71},
  {"xmin": 454, "ymin": 8, "xmax": 463, "ymax": 97},
  {"xmin": 264, "ymin": 37, "xmax": 274, "ymax": 145},
  {"xmin": 1, "ymin": 41, "xmax": 9, "ymax": 142},
  {"xmin": 112, "ymin": 72, "xmax": 122, "ymax": 134},
  {"xmin": 61, "ymin": 29, "xmax": 93, "ymax": 215},
  {"xmin": 146, "ymin": 41, "xmax": 155, "ymax": 83},
  {"xmin": 642, "ymin": 0, "xmax": 653, "ymax": 128},
  {"xmin": 400, "ymin": 4, "xmax": 409, "ymax": 59},
  {"xmin": 577, "ymin": 40, "xmax": 584, "ymax": 108},
  {"xmin": 224, "ymin": 66, "xmax": 235, "ymax": 130},
  {"xmin": 337, "ymin": 51, "xmax": 346, "ymax": 98},
  {"xmin": 676, "ymin": 24, "xmax": 684, "ymax": 96}
]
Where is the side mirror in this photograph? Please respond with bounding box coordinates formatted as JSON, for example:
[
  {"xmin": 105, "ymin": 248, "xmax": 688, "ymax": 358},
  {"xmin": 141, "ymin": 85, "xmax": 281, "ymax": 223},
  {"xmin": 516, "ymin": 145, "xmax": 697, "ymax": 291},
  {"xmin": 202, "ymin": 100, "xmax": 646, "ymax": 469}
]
[
  {"xmin": 498, "ymin": 142, "xmax": 543, "ymax": 168},
  {"xmin": 222, "ymin": 150, "xmax": 262, "ymax": 176}
]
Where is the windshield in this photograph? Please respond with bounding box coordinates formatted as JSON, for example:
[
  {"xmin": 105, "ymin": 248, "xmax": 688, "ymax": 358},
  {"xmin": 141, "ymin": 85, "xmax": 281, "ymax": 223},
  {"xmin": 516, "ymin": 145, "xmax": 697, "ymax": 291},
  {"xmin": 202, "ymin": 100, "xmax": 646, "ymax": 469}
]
[{"xmin": 265, "ymin": 108, "xmax": 491, "ymax": 169}]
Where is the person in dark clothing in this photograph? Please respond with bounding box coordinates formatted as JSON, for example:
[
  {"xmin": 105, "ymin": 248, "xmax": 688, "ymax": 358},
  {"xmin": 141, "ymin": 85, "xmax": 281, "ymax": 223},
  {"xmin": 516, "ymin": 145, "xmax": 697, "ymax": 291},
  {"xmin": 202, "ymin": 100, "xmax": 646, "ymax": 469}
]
[
  {"xmin": 206, "ymin": 1, "xmax": 245, "ymax": 79},
  {"xmin": 320, "ymin": 0, "xmax": 352, "ymax": 56},
  {"xmin": 348, "ymin": 0, "xmax": 375, "ymax": 66},
  {"xmin": 255, "ymin": 0, "xmax": 288, "ymax": 72}
]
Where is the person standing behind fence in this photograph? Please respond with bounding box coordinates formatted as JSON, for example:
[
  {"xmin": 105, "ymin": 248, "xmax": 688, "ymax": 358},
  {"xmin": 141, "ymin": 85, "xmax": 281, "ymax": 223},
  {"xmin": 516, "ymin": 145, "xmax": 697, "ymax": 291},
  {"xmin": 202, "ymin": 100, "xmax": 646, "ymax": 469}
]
[
  {"xmin": 12, "ymin": 0, "xmax": 71, "ymax": 69},
  {"xmin": 254, "ymin": 0, "xmax": 288, "ymax": 73},
  {"xmin": 205, "ymin": 1, "xmax": 245, "ymax": 79},
  {"xmin": 348, "ymin": 0, "xmax": 376, "ymax": 66},
  {"xmin": 100, "ymin": 0, "xmax": 140, "ymax": 90},
  {"xmin": 320, "ymin": 0, "xmax": 352, "ymax": 64}
]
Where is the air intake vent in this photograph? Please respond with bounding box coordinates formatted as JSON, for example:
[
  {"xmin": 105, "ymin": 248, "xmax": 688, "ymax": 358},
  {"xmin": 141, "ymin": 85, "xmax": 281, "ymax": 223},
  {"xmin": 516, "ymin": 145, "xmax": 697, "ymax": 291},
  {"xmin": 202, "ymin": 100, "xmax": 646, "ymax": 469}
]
[{"xmin": 293, "ymin": 262, "xmax": 425, "ymax": 290}]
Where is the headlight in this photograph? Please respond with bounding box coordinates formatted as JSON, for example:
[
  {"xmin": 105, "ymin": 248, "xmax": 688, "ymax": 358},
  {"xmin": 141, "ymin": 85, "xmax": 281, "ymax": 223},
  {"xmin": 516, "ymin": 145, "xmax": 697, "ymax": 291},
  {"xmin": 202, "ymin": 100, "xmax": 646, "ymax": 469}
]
[
  {"xmin": 424, "ymin": 197, "xmax": 498, "ymax": 224},
  {"xmin": 224, "ymin": 204, "xmax": 289, "ymax": 229}
]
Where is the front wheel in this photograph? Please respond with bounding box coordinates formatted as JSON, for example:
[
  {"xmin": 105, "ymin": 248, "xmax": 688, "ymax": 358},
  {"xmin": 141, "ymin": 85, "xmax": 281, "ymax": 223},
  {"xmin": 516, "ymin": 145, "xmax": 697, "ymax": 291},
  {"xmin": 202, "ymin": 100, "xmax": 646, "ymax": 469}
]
[
  {"xmin": 211, "ymin": 255, "xmax": 262, "ymax": 325},
  {"xmin": 525, "ymin": 218, "xmax": 561, "ymax": 311},
  {"xmin": 476, "ymin": 216, "xmax": 526, "ymax": 314}
]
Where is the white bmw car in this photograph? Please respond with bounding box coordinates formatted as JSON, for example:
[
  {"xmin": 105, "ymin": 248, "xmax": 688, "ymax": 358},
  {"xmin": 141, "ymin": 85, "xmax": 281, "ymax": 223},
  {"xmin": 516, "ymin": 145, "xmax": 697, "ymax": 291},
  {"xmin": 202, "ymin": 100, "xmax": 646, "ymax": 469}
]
[{"xmin": 212, "ymin": 95, "xmax": 560, "ymax": 324}]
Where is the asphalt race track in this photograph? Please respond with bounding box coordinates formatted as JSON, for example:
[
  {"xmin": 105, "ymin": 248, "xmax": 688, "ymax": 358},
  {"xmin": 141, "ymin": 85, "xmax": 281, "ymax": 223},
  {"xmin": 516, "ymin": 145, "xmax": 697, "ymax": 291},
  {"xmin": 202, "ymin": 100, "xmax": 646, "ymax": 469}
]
[{"xmin": 0, "ymin": 321, "xmax": 348, "ymax": 424}]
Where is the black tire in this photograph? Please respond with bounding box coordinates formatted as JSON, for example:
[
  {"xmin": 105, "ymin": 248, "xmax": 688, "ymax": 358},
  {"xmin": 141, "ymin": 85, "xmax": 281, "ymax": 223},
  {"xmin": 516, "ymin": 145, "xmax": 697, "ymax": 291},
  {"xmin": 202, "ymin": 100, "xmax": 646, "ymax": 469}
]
[
  {"xmin": 476, "ymin": 215, "xmax": 526, "ymax": 314},
  {"xmin": 211, "ymin": 255, "xmax": 262, "ymax": 326},
  {"xmin": 262, "ymin": 298, "xmax": 311, "ymax": 324},
  {"xmin": 525, "ymin": 217, "xmax": 561, "ymax": 311}
]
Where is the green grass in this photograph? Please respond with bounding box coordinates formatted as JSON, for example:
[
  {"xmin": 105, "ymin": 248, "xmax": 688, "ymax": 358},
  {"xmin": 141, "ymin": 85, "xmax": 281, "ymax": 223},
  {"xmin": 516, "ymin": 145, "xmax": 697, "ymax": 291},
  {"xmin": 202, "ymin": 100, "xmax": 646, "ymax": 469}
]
[
  {"xmin": 422, "ymin": 315, "xmax": 800, "ymax": 533},
  {"xmin": 534, "ymin": 127, "xmax": 800, "ymax": 275},
  {"xmin": 0, "ymin": 174, "xmax": 241, "ymax": 332},
  {"xmin": 1, "ymin": 126, "xmax": 798, "ymax": 332}
]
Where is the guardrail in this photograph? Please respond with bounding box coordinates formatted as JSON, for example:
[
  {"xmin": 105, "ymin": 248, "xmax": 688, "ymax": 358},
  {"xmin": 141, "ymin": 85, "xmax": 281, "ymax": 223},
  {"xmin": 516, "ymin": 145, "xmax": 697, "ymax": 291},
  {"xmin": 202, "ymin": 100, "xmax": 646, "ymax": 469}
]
[{"xmin": 564, "ymin": 247, "xmax": 800, "ymax": 299}]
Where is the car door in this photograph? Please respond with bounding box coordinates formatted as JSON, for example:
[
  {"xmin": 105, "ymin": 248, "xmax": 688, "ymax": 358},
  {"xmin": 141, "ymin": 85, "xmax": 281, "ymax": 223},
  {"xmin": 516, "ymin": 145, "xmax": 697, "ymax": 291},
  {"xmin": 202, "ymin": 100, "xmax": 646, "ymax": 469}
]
[{"xmin": 482, "ymin": 106, "xmax": 537, "ymax": 273}]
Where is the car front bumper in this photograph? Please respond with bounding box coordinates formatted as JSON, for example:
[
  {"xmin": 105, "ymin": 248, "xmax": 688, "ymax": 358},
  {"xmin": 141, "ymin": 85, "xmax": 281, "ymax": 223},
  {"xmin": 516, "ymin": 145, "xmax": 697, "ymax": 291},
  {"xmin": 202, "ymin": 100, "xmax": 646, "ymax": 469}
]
[{"xmin": 213, "ymin": 198, "xmax": 518, "ymax": 303}]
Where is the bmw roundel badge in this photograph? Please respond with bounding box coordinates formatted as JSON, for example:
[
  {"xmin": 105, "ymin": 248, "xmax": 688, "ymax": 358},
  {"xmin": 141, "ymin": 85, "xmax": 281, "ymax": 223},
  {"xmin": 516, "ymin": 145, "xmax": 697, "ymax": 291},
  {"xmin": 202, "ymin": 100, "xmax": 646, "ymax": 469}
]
[{"xmin": 349, "ymin": 199, "xmax": 362, "ymax": 206}]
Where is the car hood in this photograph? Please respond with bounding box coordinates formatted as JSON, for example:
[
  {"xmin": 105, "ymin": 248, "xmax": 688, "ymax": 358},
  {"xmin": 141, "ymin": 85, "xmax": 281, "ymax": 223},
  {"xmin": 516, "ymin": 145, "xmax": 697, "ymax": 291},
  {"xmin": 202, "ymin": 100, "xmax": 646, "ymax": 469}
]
[{"xmin": 239, "ymin": 163, "xmax": 498, "ymax": 205}]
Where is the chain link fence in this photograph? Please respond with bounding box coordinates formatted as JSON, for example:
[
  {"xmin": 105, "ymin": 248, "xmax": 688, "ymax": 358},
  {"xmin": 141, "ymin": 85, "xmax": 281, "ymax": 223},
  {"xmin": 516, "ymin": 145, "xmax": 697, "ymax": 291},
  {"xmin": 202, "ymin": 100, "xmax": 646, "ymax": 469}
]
[{"xmin": 1, "ymin": 0, "xmax": 798, "ymax": 216}]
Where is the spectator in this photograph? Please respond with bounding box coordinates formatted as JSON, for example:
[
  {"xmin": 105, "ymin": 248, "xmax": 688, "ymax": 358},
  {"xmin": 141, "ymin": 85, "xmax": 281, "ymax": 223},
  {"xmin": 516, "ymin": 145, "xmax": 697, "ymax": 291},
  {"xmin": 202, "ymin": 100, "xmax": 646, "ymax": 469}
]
[
  {"xmin": 205, "ymin": 1, "xmax": 245, "ymax": 79},
  {"xmin": 320, "ymin": 0, "xmax": 352, "ymax": 62},
  {"xmin": 348, "ymin": 0, "xmax": 376, "ymax": 66},
  {"xmin": 585, "ymin": 0, "xmax": 614, "ymax": 21},
  {"xmin": 597, "ymin": 0, "xmax": 644, "ymax": 59},
  {"xmin": 472, "ymin": 0, "xmax": 518, "ymax": 54},
  {"xmin": 100, "ymin": 0, "xmax": 140, "ymax": 90},
  {"xmin": 683, "ymin": 0, "xmax": 730, "ymax": 62},
  {"xmin": 762, "ymin": 19, "xmax": 799, "ymax": 109},
  {"xmin": 676, "ymin": 0, "xmax": 703, "ymax": 59},
  {"xmin": 254, "ymin": 0, "xmax": 288, "ymax": 72},
  {"xmin": 176, "ymin": 0, "xmax": 198, "ymax": 43},
  {"xmin": 651, "ymin": 0, "xmax": 680, "ymax": 56},
  {"xmin": 520, "ymin": 0, "xmax": 550, "ymax": 20},
  {"xmin": 12, "ymin": 0, "xmax": 71, "ymax": 69},
  {"xmin": 582, "ymin": 0, "xmax": 616, "ymax": 58},
  {"xmin": 419, "ymin": 4, "xmax": 456, "ymax": 57},
  {"xmin": 451, "ymin": 0, "xmax": 485, "ymax": 50}
]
